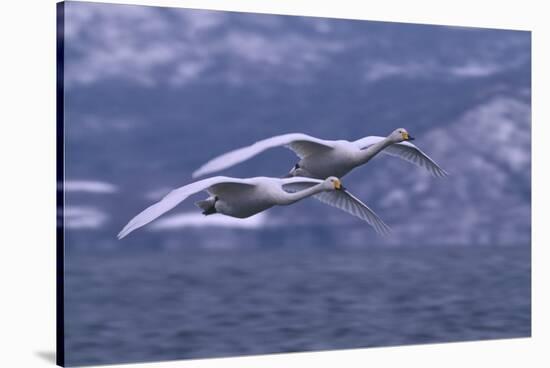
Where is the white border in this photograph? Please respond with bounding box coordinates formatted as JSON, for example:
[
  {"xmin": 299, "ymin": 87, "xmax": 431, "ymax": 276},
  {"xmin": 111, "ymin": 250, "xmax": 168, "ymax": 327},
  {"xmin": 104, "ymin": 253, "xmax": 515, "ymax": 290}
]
[{"xmin": 1, "ymin": 0, "xmax": 547, "ymax": 367}]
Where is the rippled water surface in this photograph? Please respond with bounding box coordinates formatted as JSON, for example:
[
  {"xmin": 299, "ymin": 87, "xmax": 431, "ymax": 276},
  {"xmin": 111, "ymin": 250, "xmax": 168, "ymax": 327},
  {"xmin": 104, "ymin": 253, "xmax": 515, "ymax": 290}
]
[{"xmin": 64, "ymin": 245, "xmax": 530, "ymax": 366}]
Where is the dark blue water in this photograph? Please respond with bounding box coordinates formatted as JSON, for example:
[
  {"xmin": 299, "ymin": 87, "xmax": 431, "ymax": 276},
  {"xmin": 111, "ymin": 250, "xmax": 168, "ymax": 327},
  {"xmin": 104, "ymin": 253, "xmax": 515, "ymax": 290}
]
[{"xmin": 64, "ymin": 244, "xmax": 530, "ymax": 366}]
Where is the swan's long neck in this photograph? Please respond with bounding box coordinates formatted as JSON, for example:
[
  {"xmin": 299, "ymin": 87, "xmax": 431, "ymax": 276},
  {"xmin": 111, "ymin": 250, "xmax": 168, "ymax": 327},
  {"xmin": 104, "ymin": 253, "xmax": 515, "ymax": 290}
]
[
  {"xmin": 357, "ymin": 136, "xmax": 394, "ymax": 165},
  {"xmin": 279, "ymin": 184, "xmax": 327, "ymax": 205}
]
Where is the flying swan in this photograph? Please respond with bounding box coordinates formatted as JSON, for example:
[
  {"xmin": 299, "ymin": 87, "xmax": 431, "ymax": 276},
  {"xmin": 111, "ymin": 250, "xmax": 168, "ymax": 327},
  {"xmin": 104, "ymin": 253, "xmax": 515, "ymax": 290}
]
[
  {"xmin": 117, "ymin": 176, "xmax": 390, "ymax": 239},
  {"xmin": 192, "ymin": 128, "xmax": 448, "ymax": 179}
]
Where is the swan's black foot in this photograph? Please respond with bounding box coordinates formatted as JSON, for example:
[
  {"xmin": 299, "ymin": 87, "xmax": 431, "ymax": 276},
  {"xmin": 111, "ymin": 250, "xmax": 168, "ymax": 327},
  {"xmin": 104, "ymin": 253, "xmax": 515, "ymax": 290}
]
[
  {"xmin": 202, "ymin": 196, "xmax": 218, "ymax": 215},
  {"xmin": 195, "ymin": 196, "xmax": 218, "ymax": 215},
  {"xmin": 202, "ymin": 207, "xmax": 217, "ymax": 215},
  {"xmin": 282, "ymin": 163, "xmax": 300, "ymax": 178}
]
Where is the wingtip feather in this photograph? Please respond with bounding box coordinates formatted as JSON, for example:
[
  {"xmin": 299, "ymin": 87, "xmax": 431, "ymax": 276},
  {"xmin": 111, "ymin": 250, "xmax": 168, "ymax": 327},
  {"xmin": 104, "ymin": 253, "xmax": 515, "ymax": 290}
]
[
  {"xmin": 373, "ymin": 218, "xmax": 392, "ymax": 236},
  {"xmin": 191, "ymin": 168, "xmax": 205, "ymax": 178},
  {"xmin": 117, "ymin": 227, "xmax": 130, "ymax": 240},
  {"xmin": 436, "ymin": 168, "xmax": 450, "ymax": 178}
]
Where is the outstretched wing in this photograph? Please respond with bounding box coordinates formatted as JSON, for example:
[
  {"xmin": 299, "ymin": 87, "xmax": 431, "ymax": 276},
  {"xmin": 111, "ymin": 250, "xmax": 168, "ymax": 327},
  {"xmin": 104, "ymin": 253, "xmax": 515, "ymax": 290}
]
[
  {"xmin": 192, "ymin": 133, "xmax": 334, "ymax": 178},
  {"xmin": 117, "ymin": 177, "xmax": 256, "ymax": 239},
  {"xmin": 355, "ymin": 136, "xmax": 448, "ymax": 177},
  {"xmin": 314, "ymin": 190, "xmax": 391, "ymax": 236},
  {"xmin": 282, "ymin": 180, "xmax": 391, "ymax": 236}
]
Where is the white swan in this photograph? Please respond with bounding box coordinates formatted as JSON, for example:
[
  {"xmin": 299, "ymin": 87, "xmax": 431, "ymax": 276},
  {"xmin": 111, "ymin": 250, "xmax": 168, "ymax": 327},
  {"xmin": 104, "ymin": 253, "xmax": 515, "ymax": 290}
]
[
  {"xmin": 117, "ymin": 176, "xmax": 390, "ymax": 239},
  {"xmin": 192, "ymin": 128, "xmax": 448, "ymax": 179}
]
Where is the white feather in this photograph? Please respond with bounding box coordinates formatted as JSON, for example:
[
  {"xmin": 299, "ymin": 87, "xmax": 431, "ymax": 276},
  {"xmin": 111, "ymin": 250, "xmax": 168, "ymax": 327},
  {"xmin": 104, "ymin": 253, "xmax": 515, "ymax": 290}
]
[
  {"xmin": 356, "ymin": 136, "xmax": 449, "ymax": 177},
  {"xmin": 117, "ymin": 177, "xmax": 255, "ymax": 239},
  {"xmin": 193, "ymin": 130, "xmax": 447, "ymax": 179},
  {"xmin": 283, "ymin": 181, "xmax": 391, "ymax": 235},
  {"xmin": 192, "ymin": 133, "xmax": 334, "ymax": 178},
  {"xmin": 118, "ymin": 175, "xmax": 390, "ymax": 239}
]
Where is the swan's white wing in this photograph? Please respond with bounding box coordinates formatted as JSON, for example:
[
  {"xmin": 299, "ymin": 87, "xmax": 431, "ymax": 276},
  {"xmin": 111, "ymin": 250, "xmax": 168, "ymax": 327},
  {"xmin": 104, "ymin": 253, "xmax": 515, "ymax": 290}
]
[
  {"xmin": 118, "ymin": 176, "xmax": 256, "ymax": 239},
  {"xmin": 282, "ymin": 180, "xmax": 391, "ymax": 236},
  {"xmin": 383, "ymin": 142, "xmax": 448, "ymax": 177},
  {"xmin": 288, "ymin": 138, "xmax": 333, "ymax": 158},
  {"xmin": 207, "ymin": 181, "xmax": 258, "ymax": 197},
  {"xmin": 314, "ymin": 190, "xmax": 391, "ymax": 236},
  {"xmin": 192, "ymin": 133, "xmax": 334, "ymax": 178},
  {"xmin": 355, "ymin": 136, "xmax": 448, "ymax": 177}
]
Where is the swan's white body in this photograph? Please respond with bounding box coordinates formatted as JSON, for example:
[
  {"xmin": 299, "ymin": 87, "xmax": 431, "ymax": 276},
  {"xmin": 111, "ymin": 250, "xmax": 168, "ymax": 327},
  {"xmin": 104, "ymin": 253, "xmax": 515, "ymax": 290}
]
[
  {"xmin": 192, "ymin": 129, "xmax": 448, "ymax": 179},
  {"xmin": 118, "ymin": 176, "xmax": 390, "ymax": 239}
]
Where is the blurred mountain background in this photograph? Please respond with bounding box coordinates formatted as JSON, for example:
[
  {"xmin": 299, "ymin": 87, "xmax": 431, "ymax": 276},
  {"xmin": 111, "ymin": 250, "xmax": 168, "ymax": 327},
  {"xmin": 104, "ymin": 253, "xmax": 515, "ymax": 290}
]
[{"xmin": 61, "ymin": 2, "xmax": 531, "ymax": 250}]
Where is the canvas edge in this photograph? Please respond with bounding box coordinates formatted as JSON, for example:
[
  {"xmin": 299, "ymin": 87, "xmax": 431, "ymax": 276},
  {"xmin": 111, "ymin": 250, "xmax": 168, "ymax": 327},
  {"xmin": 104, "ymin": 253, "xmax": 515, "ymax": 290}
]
[{"xmin": 56, "ymin": 1, "xmax": 66, "ymax": 367}]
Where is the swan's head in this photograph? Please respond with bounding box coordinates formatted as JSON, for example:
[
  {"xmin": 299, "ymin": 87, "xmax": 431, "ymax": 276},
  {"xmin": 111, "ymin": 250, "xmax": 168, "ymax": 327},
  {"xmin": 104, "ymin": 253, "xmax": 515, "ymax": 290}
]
[
  {"xmin": 324, "ymin": 176, "xmax": 343, "ymax": 191},
  {"xmin": 390, "ymin": 128, "xmax": 414, "ymax": 143}
]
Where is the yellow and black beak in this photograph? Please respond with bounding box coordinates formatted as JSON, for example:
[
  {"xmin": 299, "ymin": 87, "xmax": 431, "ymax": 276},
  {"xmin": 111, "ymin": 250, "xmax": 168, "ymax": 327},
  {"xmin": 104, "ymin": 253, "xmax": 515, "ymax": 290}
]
[
  {"xmin": 402, "ymin": 131, "xmax": 414, "ymax": 141},
  {"xmin": 334, "ymin": 179, "xmax": 343, "ymax": 190}
]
